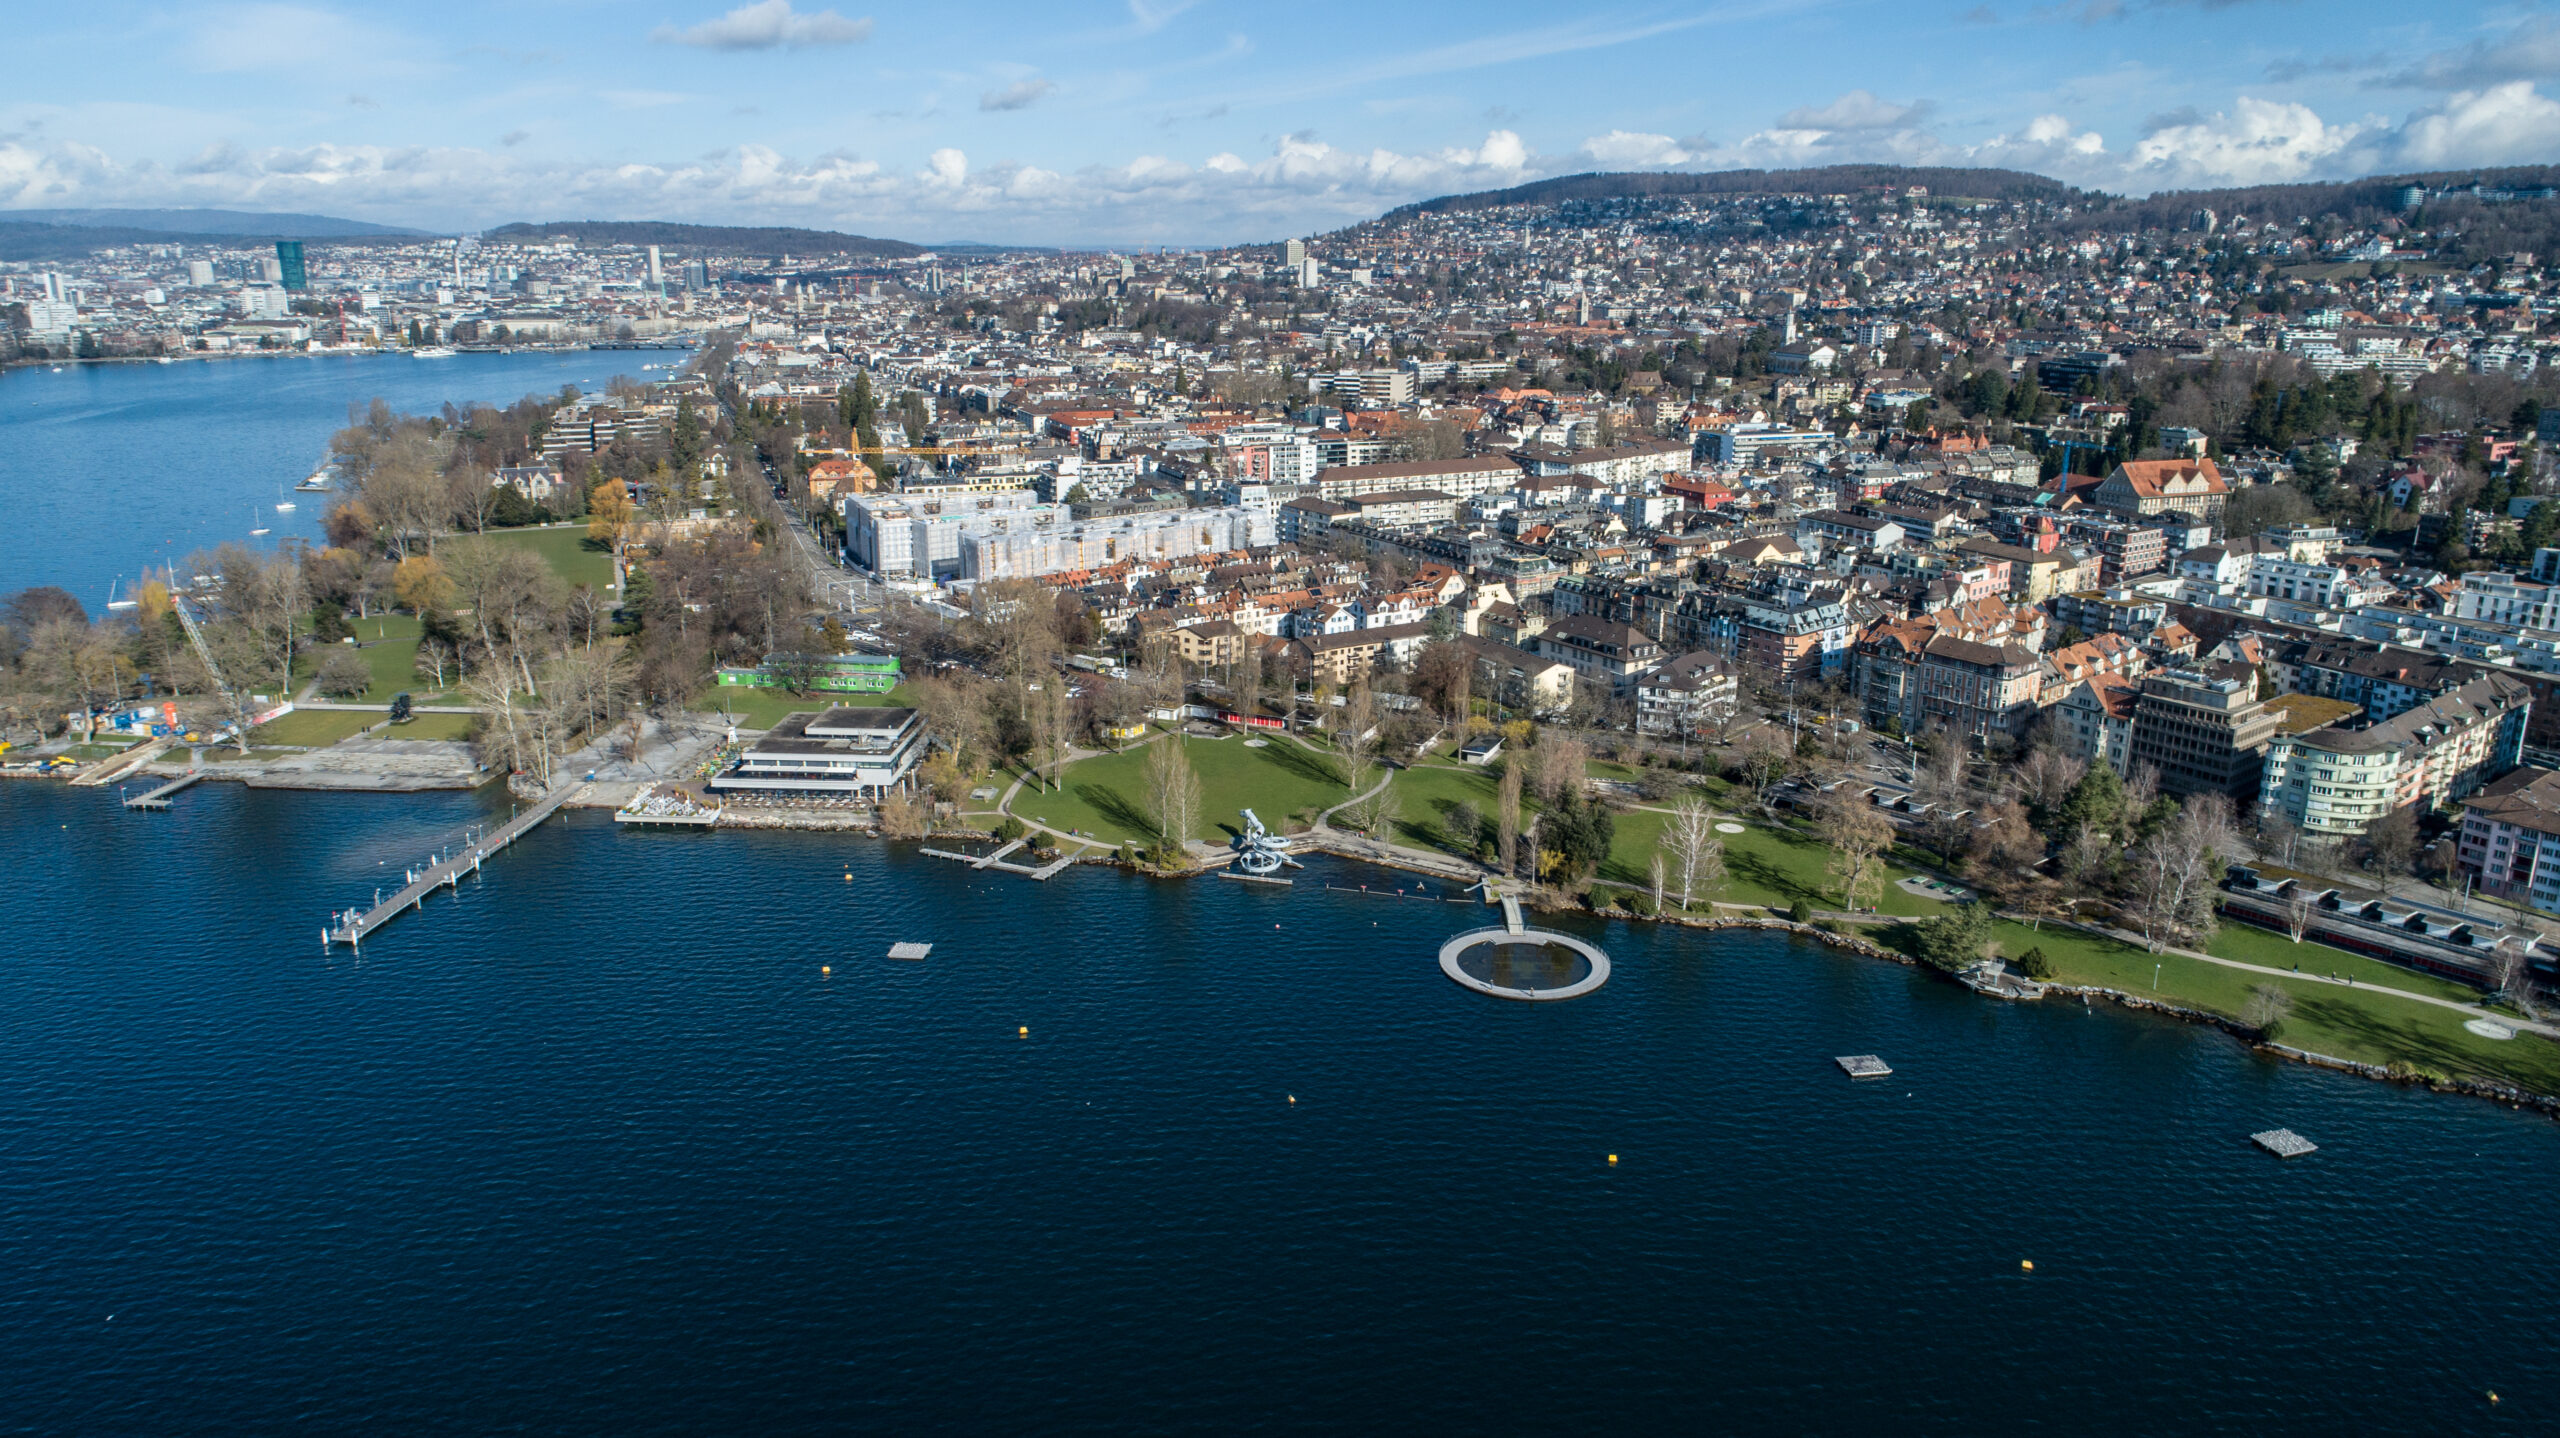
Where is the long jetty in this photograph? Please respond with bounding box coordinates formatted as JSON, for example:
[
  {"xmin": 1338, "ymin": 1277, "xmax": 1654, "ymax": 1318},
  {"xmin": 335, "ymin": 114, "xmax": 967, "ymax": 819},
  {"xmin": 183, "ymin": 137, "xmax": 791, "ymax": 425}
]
[
  {"xmin": 325, "ymin": 784, "xmax": 581, "ymax": 946},
  {"xmin": 123, "ymin": 771, "xmax": 204, "ymax": 810}
]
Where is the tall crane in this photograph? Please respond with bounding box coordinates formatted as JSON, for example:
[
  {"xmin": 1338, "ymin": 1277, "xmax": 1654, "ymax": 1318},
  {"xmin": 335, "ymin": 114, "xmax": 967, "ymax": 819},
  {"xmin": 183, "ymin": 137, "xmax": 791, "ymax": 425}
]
[{"xmin": 169, "ymin": 592, "xmax": 255, "ymax": 755}]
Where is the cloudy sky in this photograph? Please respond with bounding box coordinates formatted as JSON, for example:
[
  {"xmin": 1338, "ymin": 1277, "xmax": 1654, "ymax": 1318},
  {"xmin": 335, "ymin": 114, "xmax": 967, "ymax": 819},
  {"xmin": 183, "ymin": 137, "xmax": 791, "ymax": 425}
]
[{"xmin": 1, "ymin": 1, "xmax": 2553, "ymax": 245}]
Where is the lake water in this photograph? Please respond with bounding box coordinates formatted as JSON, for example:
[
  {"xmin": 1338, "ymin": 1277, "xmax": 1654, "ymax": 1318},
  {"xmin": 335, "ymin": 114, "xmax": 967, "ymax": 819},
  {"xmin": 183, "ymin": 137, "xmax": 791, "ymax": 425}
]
[
  {"xmin": 2, "ymin": 779, "xmax": 2553, "ymax": 1433},
  {"xmin": 0, "ymin": 350, "xmax": 682, "ymax": 604}
]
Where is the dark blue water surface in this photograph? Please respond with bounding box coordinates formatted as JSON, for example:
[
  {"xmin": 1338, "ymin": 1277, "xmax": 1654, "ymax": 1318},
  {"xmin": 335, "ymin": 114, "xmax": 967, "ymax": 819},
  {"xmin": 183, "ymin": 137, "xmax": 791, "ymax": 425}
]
[
  {"xmin": 0, "ymin": 351, "xmax": 674, "ymax": 601},
  {"xmin": 2, "ymin": 780, "xmax": 2554, "ymax": 1433}
]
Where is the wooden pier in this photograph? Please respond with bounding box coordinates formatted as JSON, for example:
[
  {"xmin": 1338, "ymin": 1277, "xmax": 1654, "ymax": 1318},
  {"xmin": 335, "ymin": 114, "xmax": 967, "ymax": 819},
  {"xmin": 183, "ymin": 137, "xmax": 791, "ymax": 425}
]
[
  {"xmin": 123, "ymin": 771, "xmax": 204, "ymax": 810},
  {"xmin": 324, "ymin": 784, "xmax": 581, "ymax": 946},
  {"xmin": 920, "ymin": 839, "xmax": 1096, "ymax": 880}
]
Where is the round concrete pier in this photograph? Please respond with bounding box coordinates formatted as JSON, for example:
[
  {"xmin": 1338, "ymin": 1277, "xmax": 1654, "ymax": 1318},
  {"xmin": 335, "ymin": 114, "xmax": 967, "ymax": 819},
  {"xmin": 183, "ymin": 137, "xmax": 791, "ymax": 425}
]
[{"xmin": 1438, "ymin": 926, "xmax": 1611, "ymax": 1002}]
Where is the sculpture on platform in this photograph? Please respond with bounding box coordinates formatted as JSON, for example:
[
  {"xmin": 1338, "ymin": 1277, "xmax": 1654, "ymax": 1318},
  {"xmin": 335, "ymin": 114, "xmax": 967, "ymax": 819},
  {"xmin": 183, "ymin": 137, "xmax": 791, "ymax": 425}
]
[{"xmin": 1231, "ymin": 808, "xmax": 1299, "ymax": 876}]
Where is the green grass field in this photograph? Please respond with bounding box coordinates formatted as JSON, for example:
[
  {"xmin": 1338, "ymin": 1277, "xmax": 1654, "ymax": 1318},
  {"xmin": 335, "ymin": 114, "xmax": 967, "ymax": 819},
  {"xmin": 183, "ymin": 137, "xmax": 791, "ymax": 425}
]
[
  {"xmin": 482, "ymin": 525, "xmax": 615, "ymax": 592},
  {"xmin": 1382, "ymin": 762, "xmax": 1941, "ymax": 915},
  {"xmin": 1873, "ymin": 918, "xmax": 2560, "ymax": 1094},
  {"xmin": 695, "ymin": 684, "xmax": 915, "ymax": 731},
  {"xmin": 252, "ymin": 709, "xmax": 382, "ymax": 747},
  {"xmin": 1014, "ymin": 734, "xmax": 1351, "ymax": 843},
  {"xmin": 384, "ymin": 712, "xmax": 477, "ymax": 741},
  {"xmin": 297, "ymin": 615, "xmax": 452, "ymax": 704}
]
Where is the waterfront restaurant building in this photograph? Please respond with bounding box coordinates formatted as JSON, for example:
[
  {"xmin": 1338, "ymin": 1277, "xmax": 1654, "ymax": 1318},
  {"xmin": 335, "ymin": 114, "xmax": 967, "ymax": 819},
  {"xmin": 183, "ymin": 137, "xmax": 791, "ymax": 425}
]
[{"xmin": 709, "ymin": 707, "xmax": 925, "ymax": 798}]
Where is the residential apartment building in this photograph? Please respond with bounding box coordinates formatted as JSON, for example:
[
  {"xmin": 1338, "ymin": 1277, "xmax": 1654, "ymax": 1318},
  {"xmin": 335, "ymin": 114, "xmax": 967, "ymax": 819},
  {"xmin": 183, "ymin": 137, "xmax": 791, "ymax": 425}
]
[
  {"xmin": 2055, "ymin": 674, "xmax": 2138, "ymax": 775},
  {"xmin": 1289, "ymin": 621, "xmax": 1432, "ymax": 687},
  {"xmin": 2454, "ymin": 571, "xmax": 2560, "ymax": 631},
  {"xmin": 2458, "ymin": 766, "xmax": 2560, "ymax": 913},
  {"xmin": 1336, "ymin": 489, "xmax": 1461, "ymax": 529},
  {"xmin": 1635, "ymin": 651, "xmax": 1738, "ymax": 737},
  {"xmin": 1540, "ymin": 616, "xmax": 1666, "ymax": 697},
  {"xmin": 2259, "ymin": 674, "xmax": 2532, "ymax": 838},
  {"xmin": 1309, "ymin": 456, "xmax": 1521, "ymax": 502},
  {"xmin": 1911, "ymin": 635, "xmax": 2046, "ymax": 742},
  {"xmin": 1458, "ymin": 636, "xmax": 1576, "ymax": 713},
  {"xmin": 2247, "ymin": 556, "xmax": 2362, "ymax": 609}
]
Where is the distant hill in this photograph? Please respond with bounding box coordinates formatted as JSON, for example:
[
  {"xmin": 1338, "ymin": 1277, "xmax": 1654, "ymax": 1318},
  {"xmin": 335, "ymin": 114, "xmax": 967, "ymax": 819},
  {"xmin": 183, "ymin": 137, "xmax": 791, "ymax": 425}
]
[
  {"xmin": 486, "ymin": 220, "xmax": 922, "ymax": 258},
  {"xmin": 2084, "ymin": 165, "xmax": 2560, "ymax": 230},
  {"xmin": 2, "ymin": 207, "xmax": 426, "ymax": 238},
  {"xmin": 1385, "ymin": 166, "xmax": 2089, "ymax": 218}
]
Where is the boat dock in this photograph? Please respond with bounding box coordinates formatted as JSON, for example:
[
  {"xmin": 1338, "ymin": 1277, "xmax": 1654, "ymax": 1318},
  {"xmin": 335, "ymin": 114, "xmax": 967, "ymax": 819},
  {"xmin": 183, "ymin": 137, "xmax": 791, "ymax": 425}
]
[
  {"xmin": 123, "ymin": 771, "xmax": 204, "ymax": 810},
  {"xmin": 1835, "ymin": 1055, "xmax": 1894, "ymax": 1079},
  {"xmin": 920, "ymin": 839, "xmax": 1097, "ymax": 879},
  {"xmin": 325, "ymin": 784, "xmax": 580, "ymax": 946}
]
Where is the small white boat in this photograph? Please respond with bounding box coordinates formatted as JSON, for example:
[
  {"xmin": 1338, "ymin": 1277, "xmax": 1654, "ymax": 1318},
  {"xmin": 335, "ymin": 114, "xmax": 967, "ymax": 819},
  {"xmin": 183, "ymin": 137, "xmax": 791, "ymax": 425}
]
[
  {"xmin": 104, "ymin": 576, "xmax": 137, "ymax": 612},
  {"xmin": 412, "ymin": 346, "xmax": 457, "ymax": 358},
  {"xmin": 249, "ymin": 526, "xmax": 271, "ymax": 537},
  {"xmin": 274, "ymin": 486, "xmax": 295, "ymax": 513}
]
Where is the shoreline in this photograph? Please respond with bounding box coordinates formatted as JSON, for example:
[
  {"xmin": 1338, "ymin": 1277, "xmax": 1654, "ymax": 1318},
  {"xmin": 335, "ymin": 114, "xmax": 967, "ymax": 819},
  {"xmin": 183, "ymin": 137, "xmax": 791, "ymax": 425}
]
[{"xmin": 34, "ymin": 770, "xmax": 2560, "ymax": 1117}]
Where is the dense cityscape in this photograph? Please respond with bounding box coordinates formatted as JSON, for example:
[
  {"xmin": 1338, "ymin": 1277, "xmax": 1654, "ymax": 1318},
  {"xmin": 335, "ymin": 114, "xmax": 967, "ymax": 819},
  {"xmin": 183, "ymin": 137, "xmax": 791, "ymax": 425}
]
[{"xmin": 7, "ymin": 0, "xmax": 2560, "ymax": 1418}]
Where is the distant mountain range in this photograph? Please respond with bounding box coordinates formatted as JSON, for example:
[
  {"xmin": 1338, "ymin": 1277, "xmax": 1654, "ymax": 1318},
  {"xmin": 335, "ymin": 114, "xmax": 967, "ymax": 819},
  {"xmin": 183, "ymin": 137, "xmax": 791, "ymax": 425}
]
[
  {"xmin": 2, "ymin": 207, "xmax": 428, "ymax": 238},
  {"xmin": 484, "ymin": 220, "xmax": 923, "ymax": 259}
]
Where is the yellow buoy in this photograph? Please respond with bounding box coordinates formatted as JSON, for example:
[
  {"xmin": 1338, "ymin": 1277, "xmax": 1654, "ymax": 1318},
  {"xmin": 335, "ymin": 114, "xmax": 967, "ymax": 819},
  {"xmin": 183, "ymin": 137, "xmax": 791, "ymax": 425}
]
[
  {"xmin": 842, "ymin": 873, "xmax": 851, "ymax": 881},
  {"xmin": 1607, "ymin": 1154, "xmax": 1618, "ymax": 1165},
  {"xmin": 1019, "ymin": 1026, "xmax": 1028, "ymax": 1036},
  {"xmin": 1288, "ymin": 1095, "xmax": 1296, "ymax": 1103},
  {"xmin": 821, "ymin": 966, "xmax": 831, "ymax": 974},
  {"xmin": 2021, "ymin": 1260, "xmax": 2034, "ymax": 1272},
  {"xmin": 2488, "ymin": 1391, "xmax": 2499, "ymax": 1403}
]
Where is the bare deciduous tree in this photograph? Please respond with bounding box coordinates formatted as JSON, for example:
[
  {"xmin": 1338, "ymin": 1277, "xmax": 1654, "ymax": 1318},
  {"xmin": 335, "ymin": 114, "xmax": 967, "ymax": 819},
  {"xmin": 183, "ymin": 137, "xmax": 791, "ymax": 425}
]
[{"xmin": 1662, "ymin": 794, "xmax": 1723, "ymax": 912}]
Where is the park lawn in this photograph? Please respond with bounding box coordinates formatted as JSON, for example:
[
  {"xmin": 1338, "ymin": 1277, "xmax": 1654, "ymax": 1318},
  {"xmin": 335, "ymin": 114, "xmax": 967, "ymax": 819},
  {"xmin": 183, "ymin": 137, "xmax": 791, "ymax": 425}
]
[
  {"xmin": 2204, "ymin": 920, "xmax": 2485, "ymax": 1003},
  {"xmin": 694, "ymin": 683, "xmax": 916, "ymax": 731},
  {"xmin": 1912, "ymin": 919, "xmax": 2560, "ymax": 1094},
  {"xmin": 253, "ymin": 708, "xmax": 381, "ymax": 748},
  {"xmin": 1385, "ymin": 762, "xmax": 1506, "ymax": 851},
  {"xmin": 482, "ymin": 525, "xmax": 615, "ymax": 592},
  {"xmin": 385, "ymin": 712, "xmax": 477, "ymax": 741},
  {"xmin": 1599, "ymin": 813, "xmax": 1942, "ymax": 916},
  {"xmin": 1014, "ymin": 734, "xmax": 1351, "ymax": 844}
]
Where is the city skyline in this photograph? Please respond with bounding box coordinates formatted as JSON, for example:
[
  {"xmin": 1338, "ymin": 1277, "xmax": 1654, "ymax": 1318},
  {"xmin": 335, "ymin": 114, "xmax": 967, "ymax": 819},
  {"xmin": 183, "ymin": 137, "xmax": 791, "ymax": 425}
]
[{"xmin": 1, "ymin": 1, "xmax": 2554, "ymax": 244}]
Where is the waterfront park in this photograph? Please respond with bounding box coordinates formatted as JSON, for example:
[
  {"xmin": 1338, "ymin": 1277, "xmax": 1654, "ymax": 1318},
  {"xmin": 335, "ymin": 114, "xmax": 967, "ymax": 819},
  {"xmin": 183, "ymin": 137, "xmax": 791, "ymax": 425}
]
[{"xmin": 984, "ymin": 721, "xmax": 2560, "ymax": 1095}]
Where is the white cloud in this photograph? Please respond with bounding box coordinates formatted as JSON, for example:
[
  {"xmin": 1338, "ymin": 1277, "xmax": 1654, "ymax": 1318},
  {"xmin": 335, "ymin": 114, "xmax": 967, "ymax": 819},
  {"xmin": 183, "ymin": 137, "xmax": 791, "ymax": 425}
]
[
  {"xmin": 2387, "ymin": 82, "xmax": 2560, "ymax": 168},
  {"xmin": 192, "ymin": 5, "xmax": 425, "ymax": 76},
  {"xmin": 3, "ymin": 79, "xmax": 2553, "ymax": 246},
  {"xmin": 1581, "ymin": 131, "xmax": 1692, "ymax": 167},
  {"xmin": 654, "ymin": 1, "xmax": 873, "ymax": 51},
  {"xmin": 2125, "ymin": 96, "xmax": 2359, "ymax": 186},
  {"xmin": 1775, "ymin": 90, "xmax": 1930, "ymax": 131},
  {"xmin": 980, "ymin": 77, "xmax": 1055, "ymax": 112},
  {"xmin": 1127, "ymin": 0, "xmax": 1197, "ymax": 33}
]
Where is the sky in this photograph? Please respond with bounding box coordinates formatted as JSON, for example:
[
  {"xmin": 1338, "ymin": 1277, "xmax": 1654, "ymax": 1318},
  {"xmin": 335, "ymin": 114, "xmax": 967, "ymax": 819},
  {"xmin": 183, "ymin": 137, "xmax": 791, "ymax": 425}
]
[{"xmin": 0, "ymin": 1, "xmax": 2554, "ymax": 246}]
